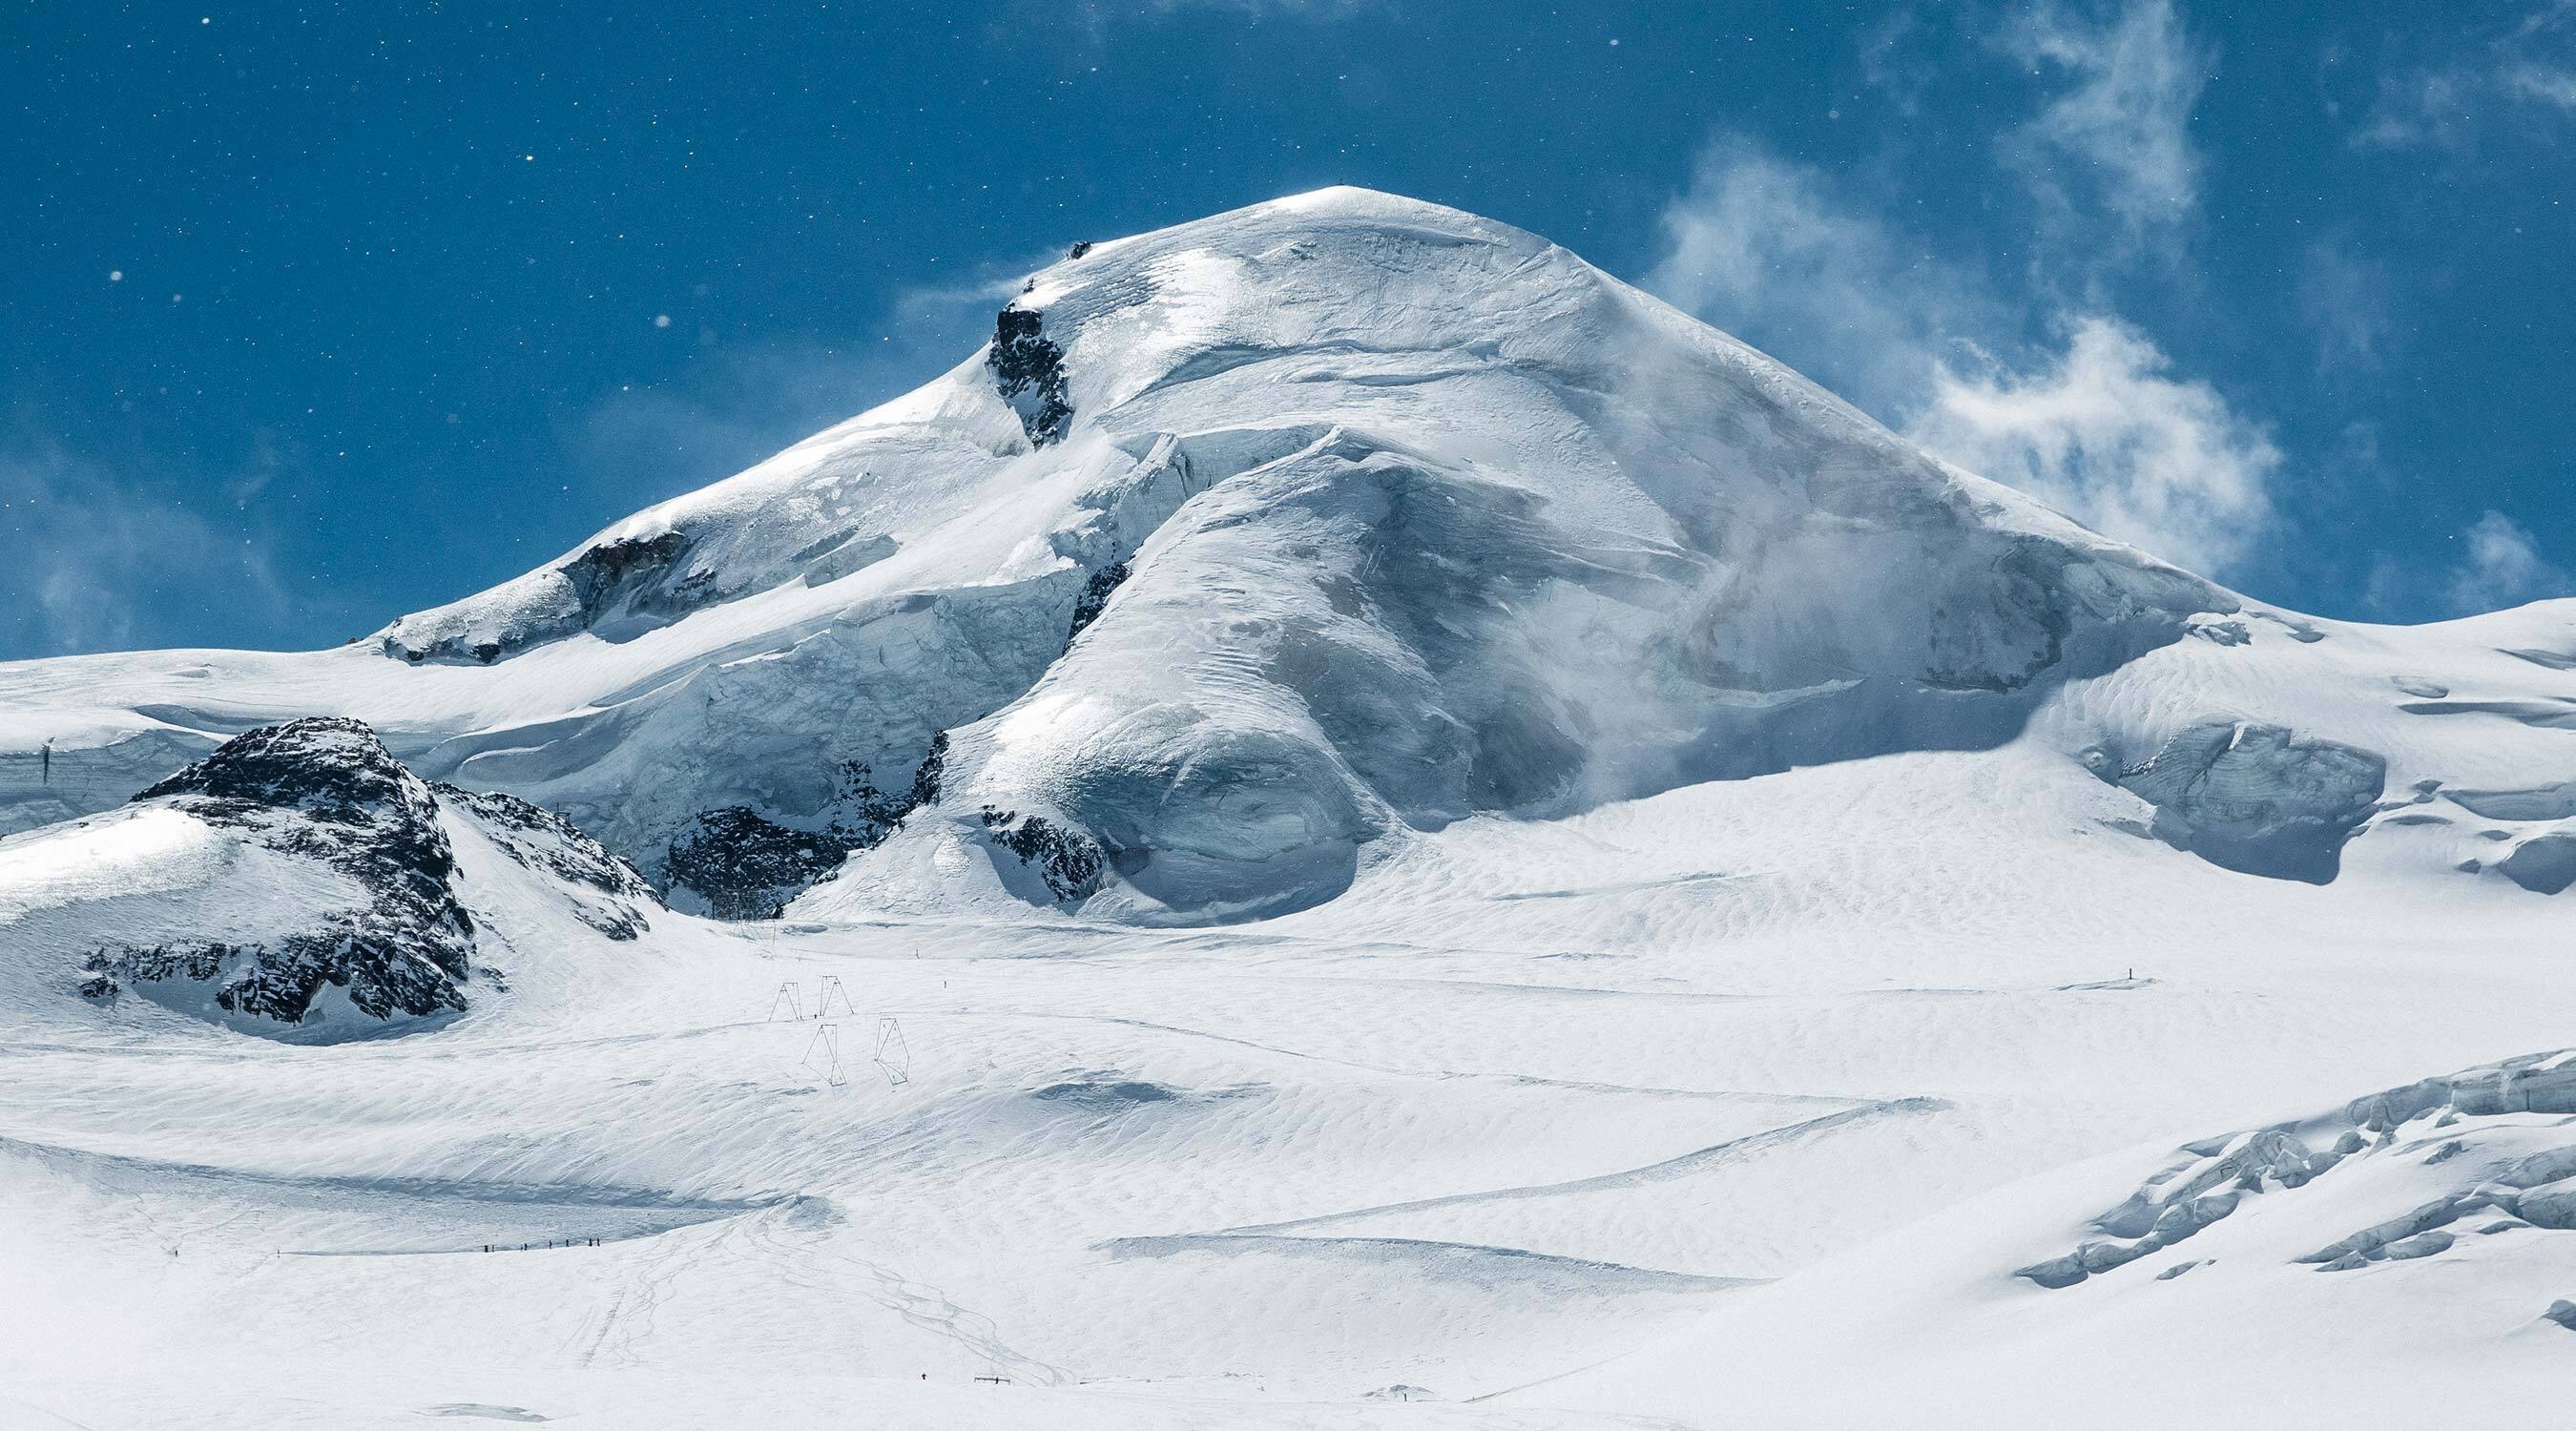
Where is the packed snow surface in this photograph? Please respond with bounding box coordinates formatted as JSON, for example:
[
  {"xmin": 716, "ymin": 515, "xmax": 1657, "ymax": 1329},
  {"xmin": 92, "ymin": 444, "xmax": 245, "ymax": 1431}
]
[{"xmin": 0, "ymin": 188, "xmax": 2571, "ymax": 1428}]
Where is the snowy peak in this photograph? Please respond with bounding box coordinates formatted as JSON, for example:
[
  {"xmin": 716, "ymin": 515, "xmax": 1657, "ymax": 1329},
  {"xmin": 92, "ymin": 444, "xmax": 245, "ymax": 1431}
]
[
  {"xmin": 3, "ymin": 188, "xmax": 2566, "ymax": 928},
  {"xmin": 340, "ymin": 185, "xmax": 2249, "ymax": 922}
]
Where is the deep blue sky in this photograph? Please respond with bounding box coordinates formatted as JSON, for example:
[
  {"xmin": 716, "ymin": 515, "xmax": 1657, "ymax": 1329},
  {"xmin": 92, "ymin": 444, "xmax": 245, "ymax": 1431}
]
[{"xmin": 4, "ymin": 1, "xmax": 2570, "ymax": 658}]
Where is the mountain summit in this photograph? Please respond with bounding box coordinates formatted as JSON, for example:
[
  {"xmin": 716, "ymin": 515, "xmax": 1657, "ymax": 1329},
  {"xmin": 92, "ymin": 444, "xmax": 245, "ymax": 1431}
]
[{"xmin": 1, "ymin": 189, "xmax": 2567, "ymax": 923}]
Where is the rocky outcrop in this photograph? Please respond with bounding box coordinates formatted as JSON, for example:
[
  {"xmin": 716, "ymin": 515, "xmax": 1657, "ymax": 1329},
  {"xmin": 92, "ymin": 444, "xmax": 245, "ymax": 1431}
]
[
  {"xmin": 980, "ymin": 807, "xmax": 1107, "ymax": 902},
  {"xmin": 1067, "ymin": 561, "xmax": 1129, "ymax": 645},
  {"xmin": 84, "ymin": 718, "xmax": 477, "ymax": 1025},
  {"xmin": 664, "ymin": 807, "xmax": 870, "ymax": 922},
  {"xmin": 380, "ymin": 529, "xmax": 718, "ymax": 665},
  {"xmin": 987, "ymin": 306, "xmax": 1072, "ymax": 446},
  {"xmin": 663, "ymin": 736, "xmax": 951, "ymax": 919}
]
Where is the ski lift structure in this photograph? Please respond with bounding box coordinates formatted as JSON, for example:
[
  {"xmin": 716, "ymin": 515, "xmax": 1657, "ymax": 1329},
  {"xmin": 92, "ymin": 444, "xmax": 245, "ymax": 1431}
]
[
  {"xmin": 873, "ymin": 1016, "xmax": 910, "ymax": 1087},
  {"xmin": 801, "ymin": 1022, "xmax": 847, "ymax": 1088},
  {"xmin": 770, "ymin": 976, "xmax": 910, "ymax": 1089}
]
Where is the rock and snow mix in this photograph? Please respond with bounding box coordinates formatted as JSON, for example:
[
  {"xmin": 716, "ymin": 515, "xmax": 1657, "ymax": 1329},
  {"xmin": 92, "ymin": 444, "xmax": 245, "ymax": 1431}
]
[
  {"xmin": 0, "ymin": 189, "xmax": 2569, "ymax": 1428},
  {"xmin": 2, "ymin": 716, "xmax": 657, "ymax": 1039}
]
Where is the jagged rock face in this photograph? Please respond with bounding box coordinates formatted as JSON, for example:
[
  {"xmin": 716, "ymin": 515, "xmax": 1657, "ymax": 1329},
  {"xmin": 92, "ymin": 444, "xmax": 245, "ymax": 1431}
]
[
  {"xmin": 1066, "ymin": 561, "xmax": 1129, "ymax": 645},
  {"xmin": 987, "ymin": 306, "xmax": 1072, "ymax": 446},
  {"xmin": 89, "ymin": 717, "xmax": 476, "ymax": 1026},
  {"xmin": 979, "ymin": 807, "xmax": 1106, "ymax": 902},
  {"xmin": 664, "ymin": 807, "xmax": 871, "ymax": 922},
  {"xmin": 135, "ymin": 716, "xmax": 446, "ymax": 827},
  {"xmin": 378, "ymin": 529, "xmax": 713, "ymax": 665}
]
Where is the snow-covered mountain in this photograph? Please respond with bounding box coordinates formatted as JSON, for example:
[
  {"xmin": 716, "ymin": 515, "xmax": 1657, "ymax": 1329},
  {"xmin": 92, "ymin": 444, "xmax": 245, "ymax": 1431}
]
[
  {"xmin": 1, "ymin": 188, "xmax": 2572, "ymax": 1429},
  {"xmin": 23, "ymin": 186, "xmax": 2566, "ymax": 925}
]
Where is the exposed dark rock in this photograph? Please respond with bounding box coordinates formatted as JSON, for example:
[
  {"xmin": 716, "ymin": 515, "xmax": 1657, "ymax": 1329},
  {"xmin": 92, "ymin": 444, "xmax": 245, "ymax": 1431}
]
[
  {"xmin": 664, "ymin": 807, "xmax": 867, "ymax": 922},
  {"xmin": 907, "ymin": 732, "xmax": 949, "ymax": 811},
  {"xmin": 137, "ymin": 716, "xmax": 437, "ymax": 821},
  {"xmin": 384, "ymin": 529, "xmax": 711, "ymax": 664},
  {"xmin": 435, "ymin": 786, "xmax": 652, "ymax": 899},
  {"xmin": 980, "ymin": 806, "xmax": 1107, "ymax": 902},
  {"xmin": 1067, "ymin": 561, "xmax": 1130, "ymax": 645},
  {"xmin": 987, "ymin": 307, "xmax": 1072, "ymax": 446},
  {"xmin": 560, "ymin": 530, "xmax": 691, "ymax": 617},
  {"xmin": 95, "ymin": 717, "xmax": 476, "ymax": 1026},
  {"xmin": 663, "ymin": 736, "xmax": 953, "ymax": 919}
]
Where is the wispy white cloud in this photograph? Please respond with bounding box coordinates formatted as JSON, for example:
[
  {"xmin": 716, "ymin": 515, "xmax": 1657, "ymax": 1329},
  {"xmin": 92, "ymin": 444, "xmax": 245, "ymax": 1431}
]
[
  {"xmin": 571, "ymin": 267, "xmax": 1030, "ymax": 508},
  {"xmin": 1649, "ymin": 114, "xmax": 2278, "ymax": 580},
  {"xmin": 2354, "ymin": 1, "xmax": 2576, "ymax": 150},
  {"xmin": 2444, "ymin": 509, "xmax": 2566, "ymax": 613},
  {"xmin": 2000, "ymin": 0, "xmax": 2208, "ymax": 266},
  {"xmin": 0, "ymin": 432, "xmax": 285, "ymax": 657},
  {"xmin": 1906, "ymin": 318, "xmax": 2279, "ymax": 575},
  {"xmin": 2296, "ymin": 236, "xmax": 2394, "ymax": 374},
  {"xmin": 1858, "ymin": 8, "xmax": 1938, "ymax": 116},
  {"xmin": 1647, "ymin": 138, "xmax": 1996, "ymax": 417}
]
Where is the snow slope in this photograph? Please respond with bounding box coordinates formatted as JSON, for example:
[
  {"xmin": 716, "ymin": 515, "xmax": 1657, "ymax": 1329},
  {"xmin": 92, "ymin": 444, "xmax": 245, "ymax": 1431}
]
[{"xmin": 0, "ymin": 188, "xmax": 2571, "ymax": 1428}]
